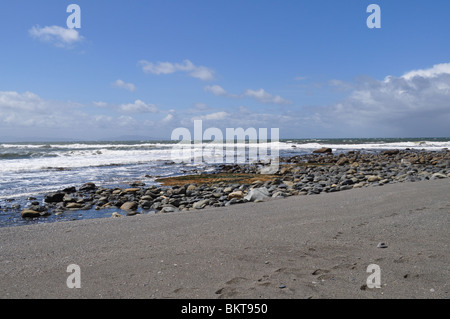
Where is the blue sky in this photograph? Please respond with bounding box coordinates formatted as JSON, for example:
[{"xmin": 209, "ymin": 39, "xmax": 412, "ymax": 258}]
[{"xmin": 0, "ymin": 0, "xmax": 449, "ymax": 141}]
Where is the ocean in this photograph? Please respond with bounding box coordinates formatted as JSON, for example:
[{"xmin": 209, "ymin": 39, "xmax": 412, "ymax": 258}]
[{"xmin": 1, "ymin": 138, "xmax": 449, "ymax": 227}]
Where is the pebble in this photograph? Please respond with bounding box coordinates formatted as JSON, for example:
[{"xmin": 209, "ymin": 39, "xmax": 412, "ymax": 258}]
[{"xmin": 377, "ymin": 242, "xmax": 388, "ymax": 249}]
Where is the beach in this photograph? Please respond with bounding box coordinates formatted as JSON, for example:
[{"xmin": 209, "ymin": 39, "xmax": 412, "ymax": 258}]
[{"xmin": 1, "ymin": 177, "xmax": 448, "ymax": 299}]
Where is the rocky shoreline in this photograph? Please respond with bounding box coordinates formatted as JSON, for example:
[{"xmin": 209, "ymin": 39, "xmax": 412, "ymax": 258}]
[{"xmin": 16, "ymin": 148, "xmax": 450, "ymax": 220}]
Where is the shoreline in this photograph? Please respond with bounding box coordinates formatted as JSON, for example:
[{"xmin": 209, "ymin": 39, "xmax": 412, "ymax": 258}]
[
  {"xmin": 0, "ymin": 178, "xmax": 448, "ymax": 298},
  {"xmin": 3, "ymin": 148, "xmax": 448, "ymax": 227}
]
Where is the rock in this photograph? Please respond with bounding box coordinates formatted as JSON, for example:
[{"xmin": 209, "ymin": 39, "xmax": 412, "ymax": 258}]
[
  {"xmin": 129, "ymin": 181, "xmax": 145, "ymax": 187},
  {"xmin": 185, "ymin": 184, "xmax": 197, "ymax": 192},
  {"xmin": 227, "ymin": 191, "xmax": 244, "ymax": 200},
  {"xmin": 63, "ymin": 194, "xmax": 74, "ymax": 202},
  {"xmin": 21, "ymin": 210, "xmax": 41, "ymax": 218},
  {"xmin": 313, "ymin": 147, "xmax": 332, "ymax": 154},
  {"xmin": 377, "ymin": 242, "xmax": 388, "ymax": 249},
  {"xmin": 79, "ymin": 182, "xmax": 96, "ymax": 191},
  {"xmin": 223, "ymin": 187, "xmax": 234, "ymax": 193},
  {"xmin": 259, "ymin": 165, "xmax": 279, "ymax": 174},
  {"xmin": 44, "ymin": 192, "xmax": 65, "ymax": 203},
  {"xmin": 66, "ymin": 202, "xmax": 83, "ymax": 209},
  {"xmin": 62, "ymin": 186, "xmax": 77, "ymax": 193},
  {"xmin": 193, "ymin": 199, "xmax": 209, "ymax": 209},
  {"xmin": 111, "ymin": 212, "xmax": 122, "ymax": 218},
  {"xmin": 341, "ymin": 179, "xmax": 354, "ymax": 186},
  {"xmin": 161, "ymin": 206, "xmax": 178, "ymax": 213},
  {"xmin": 123, "ymin": 188, "xmax": 141, "ymax": 193},
  {"xmin": 367, "ymin": 175, "xmax": 382, "ymax": 182},
  {"xmin": 244, "ymin": 187, "xmax": 270, "ymax": 202},
  {"xmin": 382, "ymin": 149, "xmax": 399, "ymax": 155},
  {"xmin": 336, "ymin": 157, "xmax": 349, "ymax": 166},
  {"xmin": 431, "ymin": 173, "xmax": 447, "ymax": 180},
  {"xmin": 120, "ymin": 201, "xmax": 138, "ymax": 211},
  {"xmin": 21, "ymin": 210, "xmax": 50, "ymax": 218}
]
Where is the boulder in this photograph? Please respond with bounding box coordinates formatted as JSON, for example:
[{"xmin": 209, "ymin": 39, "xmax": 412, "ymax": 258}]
[
  {"xmin": 66, "ymin": 202, "xmax": 83, "ymax": 209},
  {"xmin": 313, "ymin": 147, "xmax": 332, "ymax": 154},
  {"xmin": 431, "ymin": 173, "xmax": 447, "ymax": 180},
  {"xmin": 79, "ymin": 182, "xmax": 96, "ymax": 191},
  {"xmin": 44, "ymin": 192, "xmax": 65, "ymax": 203},
  {"xmin": 367, "ymin": 175, "xmax": 382, "ymax": 182},
  {"xmin": 193, "ymin": 199, "xmax": 209, "ymax": 209},
  {"xmin": 382, "ymin": 149, "xmax": 400, "ymax": 156},
  {"xmin": 21, "ymin": 210, "xmax": 41, "ymax": 218},
  {"xmin": 120, "ymin": 201, "xmax": 138, "ymax": 211},
  {"xmin": 244, "ymin": 187, "xmax": 270, "ymax": 202},
  {"xmin": 227, "ymin": 191, "xmax": 244, "ymax": 200},
  {"xmin": 260, "ymin": 165, "xmax": 279, "ymax": 174},
  {"xmin": 123, "ymin": 188, "xmax": 141, "ymax": 194},
  {"xmin": 21, "ymin": 210, "xmax": 50, "ymax": 218}
]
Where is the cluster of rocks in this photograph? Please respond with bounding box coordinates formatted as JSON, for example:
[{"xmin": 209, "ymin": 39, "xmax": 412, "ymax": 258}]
[{"xmin": 19, "ymin": 149, "xmax": 449, "ymax": 219}]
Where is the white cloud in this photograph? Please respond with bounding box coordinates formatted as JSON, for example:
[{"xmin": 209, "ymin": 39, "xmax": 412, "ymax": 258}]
[
  {"xmin": 0, "ymin": 91, "xmax": 90, "ymax": 129},
  {"xmin": 400, "ymin": 63, "xmax": 450, "ymax": 81},
  {"xmin": 320, "ymin": 63, "xmax": 450, "ymax": 136},
  {"xmin": 139, "ymin": 59, "xmax": 214, "ymax": 81},
  {"xmin": 29, "ymin": 25, "xmax": 83, "ymax": 48},
  {"xmin": 244, "ymin": 89, "xmax": 292, "ymax": 105},
  {"xmin": 192, "ymin": 111, "xmax": 229, "ymax": 121},
  {"xmin": 162, "ymin": 113, "xmax": 174, "ymax": 122},
  {"xmin": 112, "ymin": 79, "xmax": 136, "ymax": 92},
  {"xmin": 93, "ymin": 101, "xmax": 108, "ymax": 107},
  {"xmin": 204, "ymin": 85, "xmax": 291, "ymax": 105},
  {"xmin": 204, "ymin": 85, "xmax": 228, "ymax": 96},
  {"xmin": 118, "ymin": 100, "xmax": 158, "ymax": 113}
]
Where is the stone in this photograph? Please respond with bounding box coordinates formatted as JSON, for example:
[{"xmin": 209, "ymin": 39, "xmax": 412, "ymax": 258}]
[
  {"xmin": 21, "ymin": 210, "xmax": 41, "ymax": 218},
  {"xmin": 382, "ymin": 149, "xmax": 399, "ymax": 156},
  {"xmin": 313, "ymin": 147, "xmax": 332, "ymax": 154},
  {"xmin": 161, "ymin": 206, "xmax": 178, "ymax": 213},
  {"xmin": 223, "ymin": 187, "xmax": 233, "ymax": 193},
  {"xmin": 431, "ymin": 173, "xmax": 447, "ymax": 180},
  {"xmin": 129, "ymin": 181, "xmax": 145, "ymax": 187},
  {"xmin": 120, "ymin": 201, "xmax": 138, "ymax": 211},
  {"xmin": 377, "ymin": 242, "xmax": 388, "ymax": 249},
  {"xmin": 367, "ymin": 175, "xmax": 382, "ymax": 182},
  {"xmin": 62, "ymin": 186, "xmax": 77, "ymax": 193},
  {"xmin": 260, "ymin": 166, "xmax": 279, "ymax": 174},
  {"xmin": 193, "ymin": 199, "xmax": 209, "ymax": 209},
  {"xmin": 21, "ymin": 210, "xmax": 50, "ymax": 218},
  {"xmin": 63, "ymin": 194, "xmax": 74, "ymax": 202},
  {"xmin": 336, "ymin": 157, "xmax": 349, "ymax": 166},
  {"xmin": 244, "ymin": 187, "xmax": 270, "ymax": 202},
  {"xmin": 44, "ymin": 192, "xmax": 65, "ymax": 203},
  {"xmin": 186, "ymin": 185, "xmax": 197, "ymax": 192},
  {"xmin": 227, "ymin": 191, "xmax": 244, "ymax": 200},
  {"xmin": 123, "ymin": 188, "xmax": 141, "ymax": 193},
  {"xmin": 66, "ymin": 202, "xmax": 83, "ymax": 209},
  {"xmin": 79, "ymin": 182, "xmax": 96, "ymax": 191},
  {"xmin": 111, "ymin": 212, "xmax": 122, "ymax": 218}
]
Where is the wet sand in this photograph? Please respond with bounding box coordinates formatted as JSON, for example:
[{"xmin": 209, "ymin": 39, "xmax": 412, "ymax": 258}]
[{"xmin": 0, "ymin": 179, "xmax": 449, "ymax": 299}]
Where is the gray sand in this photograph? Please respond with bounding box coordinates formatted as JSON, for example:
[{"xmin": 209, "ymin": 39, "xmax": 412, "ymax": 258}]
[{"xmin": 0, "ymin": 179, "xmax": 449, "ymax": 299}]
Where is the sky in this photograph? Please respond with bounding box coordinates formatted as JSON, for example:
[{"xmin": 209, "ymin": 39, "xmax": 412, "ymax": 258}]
[{"xmin": 0, "ymin": 0, "xmax": 449, "ymax": 141}]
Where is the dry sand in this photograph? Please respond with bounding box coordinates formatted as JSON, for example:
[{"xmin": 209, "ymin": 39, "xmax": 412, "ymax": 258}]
[{"xmin": 0, "ymin": 179, "xmax": 448, "ymax": 299}]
